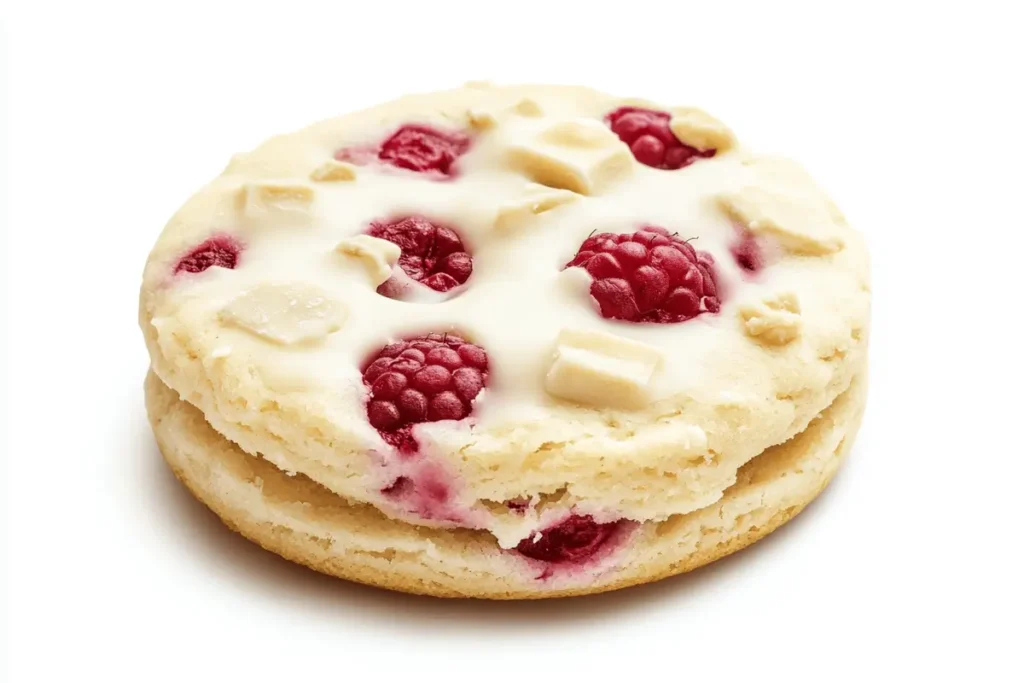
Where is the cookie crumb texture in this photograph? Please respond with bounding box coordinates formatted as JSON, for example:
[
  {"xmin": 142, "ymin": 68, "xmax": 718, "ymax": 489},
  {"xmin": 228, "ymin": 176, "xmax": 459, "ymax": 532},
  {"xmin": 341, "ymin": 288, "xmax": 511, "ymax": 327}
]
[{"xmin": 140, "ymin": 84, "xmax": 870, "ymax": 598}]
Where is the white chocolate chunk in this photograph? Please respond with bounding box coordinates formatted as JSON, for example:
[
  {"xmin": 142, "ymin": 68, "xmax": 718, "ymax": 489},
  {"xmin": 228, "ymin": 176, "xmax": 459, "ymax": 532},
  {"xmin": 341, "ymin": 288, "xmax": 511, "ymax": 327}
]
[
  {"xmin": 507, "ymin": 139, "xmax": 632, "ymax": 195},
  {"xmin": 669, "ymin": 107, "xmax": 735, "ymax": 152},
  {"xmin": 238, "ymin": 181, "xmax": 315, "ymax": 223},
  {"xmin": 466, "ymin": 108, "xmax": 499, "ymax": 131},
  {"xmin": 505, "ymin": 119, "xmax": 633, "ymax": 195},
  {"xmin": 220, "ymin": 283, "xmax": 347, "ymax": 345},
  {"xmin": 743, "ymin": 156, "xmax": 848, "ymax": 225},
  {"xmin": 310, "ymin": 160, "xmax": 357, "ymax": 182},
  {"xmin": 467, "ymin": 98, "xmax": 544, "ymax": 131},
  {"xmin": 718, "ymin": 186, "xmax": 844, "ymax": 255},
  {"xmin": 494, "ymin": 183, "xmax": 580, "ymax": 233},
  {"xmin": 545, "ymin": 329, "xmax": 663, "ymax": 409},
  {"xmin": 336, "ymin": 235, "xmax": 401, "ymax": 286},
  {"xmin": 739, "ymin": 292, "xmax": 802, "ymax": 345},
  {"xmin": 540, "ymin": 119, "xmax": 621, "ymax": 148},
  {"xmin": 513, "ymin": 98, "xmax": 544, "ymax": 117}
]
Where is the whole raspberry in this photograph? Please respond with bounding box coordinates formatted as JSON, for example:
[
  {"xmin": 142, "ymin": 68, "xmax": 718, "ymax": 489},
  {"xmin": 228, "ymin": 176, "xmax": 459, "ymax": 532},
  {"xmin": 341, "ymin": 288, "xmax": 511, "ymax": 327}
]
[
  {"xmin": 174, "ymin": 235, "xmax": 241, "ymax": 274},
  {"xmin": 516, "ymin": 515, "xmax": 622, "ymax": 564},
  {"xmin": 606, "ymin": 107, "xmax": 715, "ymax": 170},
  {"xmin": 377, "ymin": 124, "xmax": 470, "ymax": 175},
  {"xmin": 565, "ymin": 226, "xmax": 720, "ymax": 323},
  {"xmin": 367, "ymin": 216, "xmax": 473, "ymax": 295},
  {"xmin": 362, "ymin": 333, "xmax": 489, "ymax": 451}
]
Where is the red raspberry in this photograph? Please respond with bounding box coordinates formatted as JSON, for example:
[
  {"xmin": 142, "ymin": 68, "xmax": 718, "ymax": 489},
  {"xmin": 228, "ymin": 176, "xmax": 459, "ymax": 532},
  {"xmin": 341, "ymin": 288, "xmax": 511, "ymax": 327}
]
[
  {"xmin": 731, "ymin": 230, "xmax": 764, "ymax": 273},
  {"xmin": 362, "ymin": 333, "xmax": 489, "ymax": 451},
  {"xmin": 565, "ymin": 226, "xmax": 721, "ymax": 323},
  {"xmin": 506, "ymin": 498, "xmax": 530, "ymax": 513},
  {"xmin": 367, "ymin": 216, "xmax": 473, "ymax": 296},
  {"xmin": 606, "ymin": 107, "xmax": 715, "ymax": 170},
  {"xmin": 174, "ymin": 235, "xmax": 241, "ymax": 274},
  {"xmin": 340, "ymin": 124, "xmax": 470, "ymax": 177},
  {"xmin": 380, "ymin": 470, "xmax": 462, "ymax": 522},
  {"xmin": 516, "ymin": 515, "xmax": 622, "ymax": 564}
]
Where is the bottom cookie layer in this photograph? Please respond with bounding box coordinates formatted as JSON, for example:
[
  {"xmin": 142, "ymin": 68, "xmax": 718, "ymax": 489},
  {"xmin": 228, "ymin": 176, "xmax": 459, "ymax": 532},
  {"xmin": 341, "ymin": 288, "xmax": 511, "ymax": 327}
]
[{"xmin": 145, "ymin": 370, "xmax": 867, "ymax": 599}]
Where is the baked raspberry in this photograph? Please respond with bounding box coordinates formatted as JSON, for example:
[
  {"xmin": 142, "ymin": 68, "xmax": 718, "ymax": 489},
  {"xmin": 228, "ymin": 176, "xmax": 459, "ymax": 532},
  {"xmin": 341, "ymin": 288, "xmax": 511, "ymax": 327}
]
[
  {"xmin": 362, "ymin": 333, "xmax": 489, "ymax": 451},
  {"xmin": 174, "ymin": 235, "xmax": 241, "ymax": 274},
  {"xmin": 368, "ymin": 216, "xmax": 473, "ymax": 296},
  {"xmin": 335, "ymin": 124, "xmax": 470, "ymax": 177},
  {"xmin": 731, "ymin": 230, "xmax": 764, "ymax": 273},
  {"xmin": 506, "ymin": 498, "xmax": 530, "ymax": 513},
  {"xmin": 382, "ymin": 474, "xmax": 450, "ymax": 513},
  {"xmin": 565, "ymin": 226, "xmax": 720, "ymax": 323},
  {"xmin": 380, "ymin": 465, "xmax": 465, "ymax": 523},
  {"xmin": 606, "ymin": 107, "xmax": 715, "ymax": 170},
  {"xmin": 516, "ymin": 515, "xmax": 623, "ymax": 564}
]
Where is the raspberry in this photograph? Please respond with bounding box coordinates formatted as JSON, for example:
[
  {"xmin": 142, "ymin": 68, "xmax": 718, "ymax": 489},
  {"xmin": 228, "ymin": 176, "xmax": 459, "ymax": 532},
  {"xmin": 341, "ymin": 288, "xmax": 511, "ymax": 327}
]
[
  {"xmin": 174, "ymin": 235, "xmax": 241, "ymax": 274},
  {"xmin": 368, "ymin": 216, "xmax": 473, "ymax": 296},
  {"xmin": 362, "ymin": 333, "xmax": 489, "ymax": 451},
  {"xmin": 506, "ymin": 498, "xmax": 530, "ymax": 513},
  {"xmin": 606, "ymin": 107, "xmax": 715, "ymax": 170},
  {"xmin": 382, "ymin": 474, "xmax": 449, "ymax": 509},
  {"xmin": 731, "ymin": 230, "xmax": 764, "ymax": 273},
  {"xmin": 565, "ymin": 226, "xmax": 721, "ymax": 323},
  {"xmin": 376, "ymin": 124, "xmax": 470, "ymax": 175},
  {"xmin": 516, "ymin": 515, "xmax": 622, "ymax": 564}
]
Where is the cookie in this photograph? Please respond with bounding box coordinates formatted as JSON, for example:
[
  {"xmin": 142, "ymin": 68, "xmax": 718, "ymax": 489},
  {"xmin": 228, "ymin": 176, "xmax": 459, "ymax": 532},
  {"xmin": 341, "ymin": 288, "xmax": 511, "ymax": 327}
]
[
  {"xmin": 139, "ymin": 83, "xmax": 870, "ymax": 596},
  {"xmin": 146, "ymin": 369, "xmax": 867, "ymax": 598}
]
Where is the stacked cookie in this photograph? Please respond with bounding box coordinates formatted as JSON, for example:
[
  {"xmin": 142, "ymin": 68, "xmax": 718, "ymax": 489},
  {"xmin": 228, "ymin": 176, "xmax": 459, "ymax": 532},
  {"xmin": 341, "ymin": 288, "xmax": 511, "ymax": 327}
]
[{"xmin": 140, "ymin": 83, "xmax": 870, "ymax": 598}]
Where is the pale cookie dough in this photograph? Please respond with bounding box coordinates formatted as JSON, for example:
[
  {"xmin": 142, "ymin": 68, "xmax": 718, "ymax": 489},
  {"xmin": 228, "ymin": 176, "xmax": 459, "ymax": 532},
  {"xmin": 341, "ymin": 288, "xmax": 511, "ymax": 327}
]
[
  {"xmin": 140, "ymin": 83, "xmax": 870, "ymax": 589},
  {"xmin": 146, "ymin": 370, "xmax": 867, "ymax": 599}
]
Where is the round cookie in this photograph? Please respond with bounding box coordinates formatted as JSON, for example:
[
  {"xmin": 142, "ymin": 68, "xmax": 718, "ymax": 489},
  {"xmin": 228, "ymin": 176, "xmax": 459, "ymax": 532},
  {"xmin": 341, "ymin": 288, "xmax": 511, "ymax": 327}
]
[
  {"xmin": 146, "ymin": 369, "xmax": 867, "ymax": 599},
  {"xmin": 139, "ymin": 83, "xmax": 870, "ymax": 588}
]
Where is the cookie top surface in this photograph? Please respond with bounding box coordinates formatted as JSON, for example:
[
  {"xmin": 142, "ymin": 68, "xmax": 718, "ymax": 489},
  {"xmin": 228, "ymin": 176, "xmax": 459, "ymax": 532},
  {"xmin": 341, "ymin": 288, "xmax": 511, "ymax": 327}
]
[{"xmin": 140, "ymin": 83, "xmax": 869, "ymax": 537}]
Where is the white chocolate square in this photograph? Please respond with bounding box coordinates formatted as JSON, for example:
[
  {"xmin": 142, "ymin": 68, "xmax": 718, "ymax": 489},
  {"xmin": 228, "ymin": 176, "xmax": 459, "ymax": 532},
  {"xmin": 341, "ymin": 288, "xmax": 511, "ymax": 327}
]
[
  {"xmin": 310, "ymin": 160, "xmax": 357, "ymax": 182},
  {"xmin": 545, "ymin": 329, "xmax": 663, "ymax": 409},
  {"xmin": 540, "ymin": 120, "xmax": 621, "ymax": 148},
  {"xmin": 505, "ymin": 119, "xmax": 633, "ymax": 195},
  {"xmin": 336, "ymin": 235, "xmax": 401, "ymax": 286},
  {"xmin": 238, "ymin": 181, "xmax": 315, "ymax": 223},
  {"xmin": 220, "ymin": 283, "xmax": 347, "ymax": 345},
  {"xmin": 507, "ymin": 143, "xmax": 632, "ymax": 196},
  {"xmin": 718, "ymin": 186, "xmax": 844, "ymax": 255},
  {"xmin": 668, "ymin": 107, "xmax": 735, "ymax": 152}
]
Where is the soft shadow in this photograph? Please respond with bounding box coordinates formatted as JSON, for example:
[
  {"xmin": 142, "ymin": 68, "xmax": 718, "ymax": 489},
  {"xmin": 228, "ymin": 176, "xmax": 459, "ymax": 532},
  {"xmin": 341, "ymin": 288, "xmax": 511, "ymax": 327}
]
[{"xmin": 144, "ymin": 425, "xmax": 858, "ymax": 633}]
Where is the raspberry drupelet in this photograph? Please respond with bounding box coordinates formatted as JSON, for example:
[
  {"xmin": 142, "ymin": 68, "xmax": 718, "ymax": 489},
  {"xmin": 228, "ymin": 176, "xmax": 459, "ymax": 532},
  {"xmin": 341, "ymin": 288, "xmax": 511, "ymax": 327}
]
[
  {"xmin": 362, "ymin": 333, "xmax": 489, "ymax": 452},
  {"xmin": 367, "ymin": 216, "xmax": 473, "ymax": 296},
  {"xmin": 566, "ymin": 226, "xmax": 720, "ymax": 323},
  {"xmin": 606, "ymin": 106, "xmax": 715, "ymax": 170},
  {"xmin": 174, "ymin": 236, "xmax": 241, "ymax": 274}
]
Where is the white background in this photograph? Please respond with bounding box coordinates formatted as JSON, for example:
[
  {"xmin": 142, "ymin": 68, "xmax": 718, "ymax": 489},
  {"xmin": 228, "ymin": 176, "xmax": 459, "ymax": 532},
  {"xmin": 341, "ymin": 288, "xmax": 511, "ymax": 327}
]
[{"xmin": 4, "ymin": 3, "xmax": 1023, "ymax": 680}]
